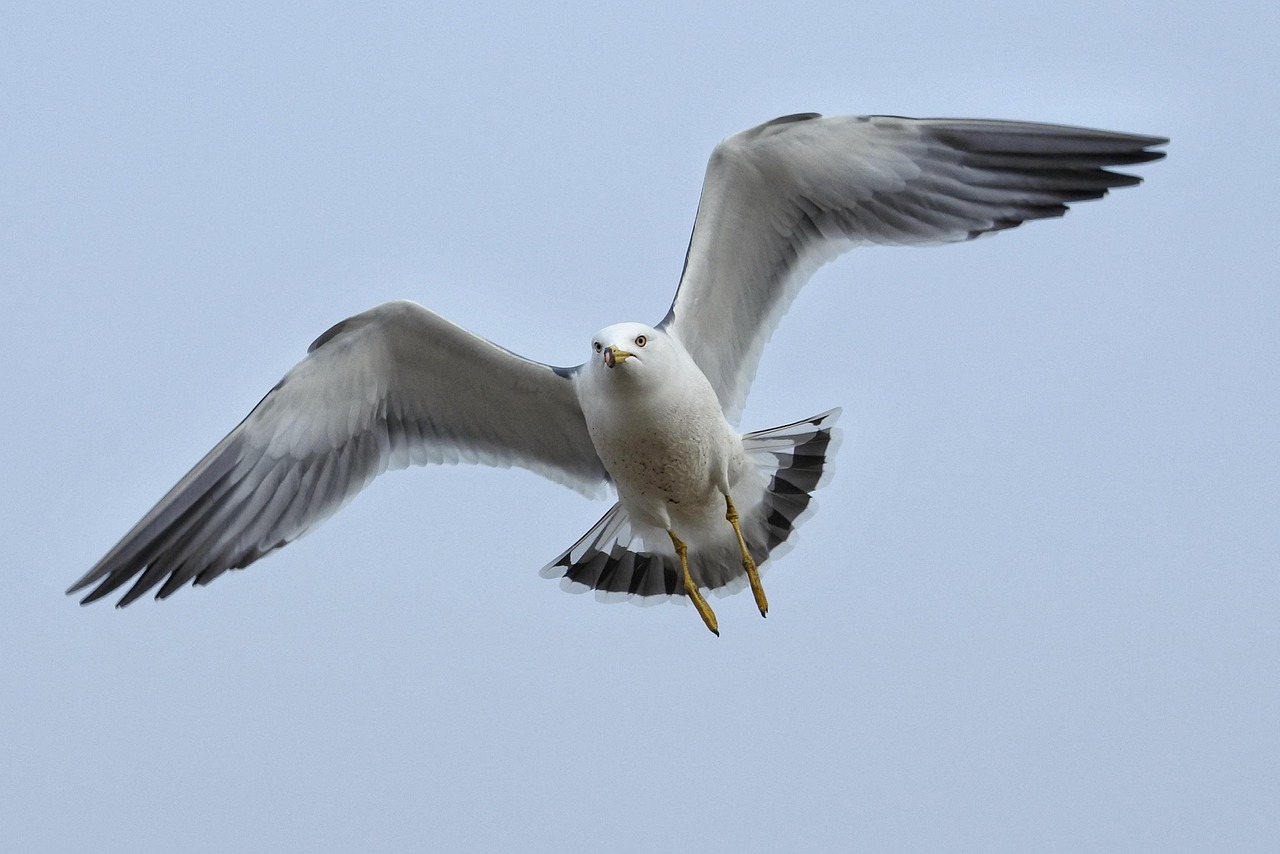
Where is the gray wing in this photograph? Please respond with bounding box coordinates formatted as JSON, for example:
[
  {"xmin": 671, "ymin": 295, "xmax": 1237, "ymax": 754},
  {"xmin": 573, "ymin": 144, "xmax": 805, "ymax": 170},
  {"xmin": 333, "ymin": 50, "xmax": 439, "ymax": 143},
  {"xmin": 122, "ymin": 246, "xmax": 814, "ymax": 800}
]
[
  {"xmin": 661, "ymin": 113, "xmax": 1168, "ymax": 422},
  {"xmin": 68, "ymin": 300, "xmax": 606, "ymax": 606}
]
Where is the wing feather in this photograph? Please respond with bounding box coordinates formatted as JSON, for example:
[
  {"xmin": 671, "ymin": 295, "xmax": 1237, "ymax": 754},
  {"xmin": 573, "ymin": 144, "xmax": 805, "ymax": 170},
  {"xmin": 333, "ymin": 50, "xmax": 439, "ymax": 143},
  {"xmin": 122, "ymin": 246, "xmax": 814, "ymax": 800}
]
[
  {"xmin": 662, "ymin": 113, "xmax": 1167, "ymax": 422},
  {"xmin": 70, "ymin": 300, "xmax": 606, "ymax": 606}
]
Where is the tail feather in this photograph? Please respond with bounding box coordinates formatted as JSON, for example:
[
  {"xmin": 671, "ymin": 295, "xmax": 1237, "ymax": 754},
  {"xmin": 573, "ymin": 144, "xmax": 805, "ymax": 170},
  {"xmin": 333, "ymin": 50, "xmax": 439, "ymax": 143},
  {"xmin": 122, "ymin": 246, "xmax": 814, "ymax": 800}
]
[
  {"xmin": 540, "ymin": 408, "xmax": 842, "ymax": 604},
  {"xmin": 746, "ymin": 410, "xmax": 842, "ymax": 555}
]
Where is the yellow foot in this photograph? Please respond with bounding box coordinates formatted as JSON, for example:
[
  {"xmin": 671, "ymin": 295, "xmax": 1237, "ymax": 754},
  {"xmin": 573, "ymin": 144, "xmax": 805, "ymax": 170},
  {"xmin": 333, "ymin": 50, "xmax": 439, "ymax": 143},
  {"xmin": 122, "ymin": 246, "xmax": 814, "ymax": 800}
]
[
  {"xmin": 725, "ymin": 495, "xmax": 768, "ymax": 618},
  {"xmin": 668, "ymin": 530, "xmax": 719, "ymax": 636}
]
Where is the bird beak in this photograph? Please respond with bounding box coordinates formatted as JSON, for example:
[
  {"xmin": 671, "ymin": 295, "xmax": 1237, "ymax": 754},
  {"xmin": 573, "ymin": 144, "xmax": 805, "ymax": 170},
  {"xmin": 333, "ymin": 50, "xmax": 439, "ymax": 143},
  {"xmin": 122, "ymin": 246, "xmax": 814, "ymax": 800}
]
[{"xmin": 603, "ymin": 346, "xmax": 633, "ymax": 368}]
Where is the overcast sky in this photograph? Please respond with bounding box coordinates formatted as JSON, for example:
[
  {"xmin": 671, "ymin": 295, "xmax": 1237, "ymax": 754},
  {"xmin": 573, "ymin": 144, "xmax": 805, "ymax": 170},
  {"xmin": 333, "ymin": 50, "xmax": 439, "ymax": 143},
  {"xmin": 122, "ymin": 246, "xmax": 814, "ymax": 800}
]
[{"xmin": 3, "ymin": 1, "xmax": 1276, "ymax": 851}]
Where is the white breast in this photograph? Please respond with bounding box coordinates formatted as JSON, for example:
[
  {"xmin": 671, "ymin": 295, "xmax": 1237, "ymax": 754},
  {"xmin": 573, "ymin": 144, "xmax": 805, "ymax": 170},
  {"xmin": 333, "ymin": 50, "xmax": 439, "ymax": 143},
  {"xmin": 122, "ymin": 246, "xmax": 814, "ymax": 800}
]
[{"xmin": 575, "ymin": 331, "xmax": 745, "ymax": 531}]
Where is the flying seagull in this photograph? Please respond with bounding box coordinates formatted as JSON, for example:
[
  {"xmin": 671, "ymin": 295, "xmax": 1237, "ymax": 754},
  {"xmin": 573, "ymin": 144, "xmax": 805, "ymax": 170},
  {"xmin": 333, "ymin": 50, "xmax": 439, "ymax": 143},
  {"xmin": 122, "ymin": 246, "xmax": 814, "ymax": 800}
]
[{"xmin": 68, "ymin": 112, "xmax": 1166, "ymax": 634}]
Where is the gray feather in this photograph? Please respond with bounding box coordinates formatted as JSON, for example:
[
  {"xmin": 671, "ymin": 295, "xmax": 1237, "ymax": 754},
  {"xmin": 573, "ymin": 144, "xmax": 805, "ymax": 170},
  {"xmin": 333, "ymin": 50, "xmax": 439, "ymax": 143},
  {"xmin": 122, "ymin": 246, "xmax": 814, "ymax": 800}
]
[
  {"xmin": 69, "ymin": 300, "xmax": 609, "ymax": 606},
  {"xmin": 662, "ymin": 113, "xmax": 1167, "ymax": 423}
]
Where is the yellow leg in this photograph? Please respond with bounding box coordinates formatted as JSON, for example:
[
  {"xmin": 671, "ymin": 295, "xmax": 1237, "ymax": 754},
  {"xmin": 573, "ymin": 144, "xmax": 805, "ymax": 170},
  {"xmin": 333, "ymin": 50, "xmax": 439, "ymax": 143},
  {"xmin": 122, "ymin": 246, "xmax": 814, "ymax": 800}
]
[
  {"xmin": 725, "ymin": 495, "xmax": 768, "ymax": 617},
  {"xmin": 668, "ymin": 530, "xmax": 719, "ymax": 636}
]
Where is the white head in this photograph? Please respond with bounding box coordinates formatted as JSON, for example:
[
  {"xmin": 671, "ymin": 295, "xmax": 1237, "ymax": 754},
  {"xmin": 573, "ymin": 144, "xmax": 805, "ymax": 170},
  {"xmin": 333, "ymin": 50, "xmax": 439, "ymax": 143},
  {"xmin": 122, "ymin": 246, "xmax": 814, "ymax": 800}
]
[
  {"xmin": 588, "ymin": 322, "xmax": 681, "ymax": 385},
  {"xmin": 580, "ymin": 322, "xmax": 725, "ymax": 426}
]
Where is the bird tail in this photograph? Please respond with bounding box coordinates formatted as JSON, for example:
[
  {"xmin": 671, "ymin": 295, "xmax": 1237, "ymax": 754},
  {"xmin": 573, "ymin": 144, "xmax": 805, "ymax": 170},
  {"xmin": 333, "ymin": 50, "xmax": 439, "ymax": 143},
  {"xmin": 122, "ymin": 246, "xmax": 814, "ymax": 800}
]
[{"xmin": 539, "ymin": 408, "xmax": 842, "ymax": 602}]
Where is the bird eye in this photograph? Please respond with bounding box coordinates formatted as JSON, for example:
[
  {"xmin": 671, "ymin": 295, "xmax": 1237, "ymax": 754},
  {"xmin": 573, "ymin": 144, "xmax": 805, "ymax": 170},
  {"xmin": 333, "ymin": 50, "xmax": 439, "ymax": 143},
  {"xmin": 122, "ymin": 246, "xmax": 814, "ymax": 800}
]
[
  {"xmin": 635, "ymin": 334, "xmax": 647, "ymax": 347},
  {"xmin": 593, "ymin": 341, "xmax": 602, "ymax": 353}
]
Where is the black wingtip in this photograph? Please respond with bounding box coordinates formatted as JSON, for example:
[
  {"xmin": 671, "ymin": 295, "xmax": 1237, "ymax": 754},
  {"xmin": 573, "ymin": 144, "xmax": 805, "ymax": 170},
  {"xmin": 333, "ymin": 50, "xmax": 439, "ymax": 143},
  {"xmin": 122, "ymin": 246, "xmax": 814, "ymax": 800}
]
[
  {"xmin": 69, "ymin": 582, "xmax": 113, "ymax": 607},
  {"xmin": 1133, "ymin": 145, "xmax": 1169, "ymax": 163},
  {"xmin": 765, "ymin": 112, "xmax": 822, "ymax": 126}
]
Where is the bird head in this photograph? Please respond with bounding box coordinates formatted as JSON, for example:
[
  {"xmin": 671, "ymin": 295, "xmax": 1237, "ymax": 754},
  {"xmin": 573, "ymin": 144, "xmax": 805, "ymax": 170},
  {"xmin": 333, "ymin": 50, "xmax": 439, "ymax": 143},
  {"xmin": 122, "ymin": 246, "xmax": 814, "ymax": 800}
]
[{"xmin": 591, "ymin": 322, "xmax": 661, "ymax": 374}]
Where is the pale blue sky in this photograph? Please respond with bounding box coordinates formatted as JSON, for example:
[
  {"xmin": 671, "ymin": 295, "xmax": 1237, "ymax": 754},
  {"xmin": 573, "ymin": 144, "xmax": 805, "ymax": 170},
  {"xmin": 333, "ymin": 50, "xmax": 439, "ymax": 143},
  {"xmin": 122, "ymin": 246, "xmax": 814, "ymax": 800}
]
[{"xmin": 4, "ymin": 1, "xmax": 1276, "ymax": 851}]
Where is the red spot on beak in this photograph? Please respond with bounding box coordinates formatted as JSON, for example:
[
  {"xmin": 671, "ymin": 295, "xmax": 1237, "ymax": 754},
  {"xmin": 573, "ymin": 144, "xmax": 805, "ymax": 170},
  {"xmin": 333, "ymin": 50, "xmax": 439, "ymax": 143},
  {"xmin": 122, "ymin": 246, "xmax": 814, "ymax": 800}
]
[{"xmin": 603, "ymin": 346, "xmax": 632, "ymax": 368}]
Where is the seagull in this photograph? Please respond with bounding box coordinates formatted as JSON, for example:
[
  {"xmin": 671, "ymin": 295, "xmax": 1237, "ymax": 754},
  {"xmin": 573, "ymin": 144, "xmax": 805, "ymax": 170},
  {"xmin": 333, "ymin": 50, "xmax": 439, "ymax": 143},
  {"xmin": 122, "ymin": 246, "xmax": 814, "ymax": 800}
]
[{"xmin": 68, "ymin": 112, "xmax": 1166, "ymax": 634}]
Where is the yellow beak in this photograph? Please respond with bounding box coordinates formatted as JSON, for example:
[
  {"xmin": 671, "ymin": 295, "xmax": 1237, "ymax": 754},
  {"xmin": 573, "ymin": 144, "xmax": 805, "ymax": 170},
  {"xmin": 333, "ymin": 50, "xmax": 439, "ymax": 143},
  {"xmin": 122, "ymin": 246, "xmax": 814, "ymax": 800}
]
[{"xmin": 603, "ymin": 346, "xmax": 633, "ymax": 368}]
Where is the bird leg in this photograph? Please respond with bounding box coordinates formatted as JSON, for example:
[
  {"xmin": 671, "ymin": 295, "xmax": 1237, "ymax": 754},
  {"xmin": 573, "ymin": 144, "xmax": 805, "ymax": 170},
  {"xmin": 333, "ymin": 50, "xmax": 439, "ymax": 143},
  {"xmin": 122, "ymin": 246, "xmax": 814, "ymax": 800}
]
[
  {"xmin": 725, "ymin": 495, "xmax": 767, "ymax": 617},
  {"xmin": 668, "ymin": 529, "xmax": 719, "ymax": 636}
]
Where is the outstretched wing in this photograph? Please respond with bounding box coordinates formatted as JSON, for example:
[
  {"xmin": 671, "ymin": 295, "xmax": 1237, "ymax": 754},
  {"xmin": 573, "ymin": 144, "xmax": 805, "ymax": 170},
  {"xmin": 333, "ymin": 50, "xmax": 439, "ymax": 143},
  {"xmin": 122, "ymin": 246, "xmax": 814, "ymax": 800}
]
[
  {"xmin": 69, "ymin": 300, "xmax": 606, "ymax": 606},
  {"xmin": 662, "ymin": 113, "xmax": 1168, "ymax": 423}
]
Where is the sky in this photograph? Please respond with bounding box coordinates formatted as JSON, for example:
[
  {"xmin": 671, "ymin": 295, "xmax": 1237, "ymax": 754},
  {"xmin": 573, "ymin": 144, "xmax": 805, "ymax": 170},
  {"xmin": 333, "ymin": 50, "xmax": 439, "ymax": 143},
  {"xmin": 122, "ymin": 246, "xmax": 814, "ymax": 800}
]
[{"xmin": 3, "ymin": 1, "xmax": 1277, "ymax": 851}]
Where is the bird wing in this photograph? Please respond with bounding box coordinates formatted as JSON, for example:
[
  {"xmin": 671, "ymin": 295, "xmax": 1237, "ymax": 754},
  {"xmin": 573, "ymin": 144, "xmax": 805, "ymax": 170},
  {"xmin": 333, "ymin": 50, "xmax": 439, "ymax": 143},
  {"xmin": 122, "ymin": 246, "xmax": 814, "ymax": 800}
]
[
  {"xmin": 661, "ymin": 113, "xmax": 1167, "ymax": 422},
  {"xmin": 69, "ymin": 300, "xmax": 606, "ymax": 606}
]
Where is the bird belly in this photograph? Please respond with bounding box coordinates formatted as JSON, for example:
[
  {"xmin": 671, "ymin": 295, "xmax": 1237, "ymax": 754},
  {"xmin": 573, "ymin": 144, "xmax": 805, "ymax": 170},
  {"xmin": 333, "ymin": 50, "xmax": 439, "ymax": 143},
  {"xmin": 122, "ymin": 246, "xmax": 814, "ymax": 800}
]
[{"xmin": 589, "ymin": 401, "xmax": 741, "ymax": 531}]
